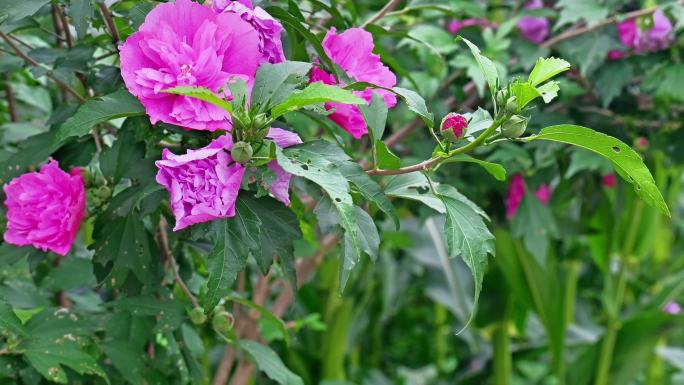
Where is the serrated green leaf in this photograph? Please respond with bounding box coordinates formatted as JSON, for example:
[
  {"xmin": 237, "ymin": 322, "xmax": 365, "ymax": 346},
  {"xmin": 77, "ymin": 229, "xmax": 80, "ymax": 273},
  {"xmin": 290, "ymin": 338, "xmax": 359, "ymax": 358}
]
[
  {"xmin": 555, "ymin": 0, "xmax": 608, "ymax": 30},
  {"xmin": 528, "ymin": 125, "xmax": 670, "ymax": 216},
  {"xmin": 528, "ymin": 57, "xmax": 571, "ymax": 87},
  {"xmin": 537, "ymin": 81, "xmax": 561, "ymax": 103},
  {"xmin": 510, "ymin": 81, "xmax": 542, "ymax": 110},
  {"xmin": 272, "ymin": 82, "xmax": 365, "ymax": 119},
  {"xmin": 240, "ymin": 340, "xmax": 303, "ymax": 385},
  {"xmin": 202, "ymin": 206, "xmax": 260, "ymax": 310},
  {"xmin": 53, "ymin": 90, "xmax": 145, "ymax": 147},
  {"xmin": 0, "ymin": 0, "xmax": 49, "ymax": 23},
  {"xmin": 0, "ymin": 301, "xmax": 26, "ymax": 337},
  {"xmin": 384, "ymin": 173, "xmax": 445, "ymax": 213},
  {"xmin": 101, "ymin": 341, "xmax": 146, "ymax": 385},
  {"xmin": 440, "ymin": 155, "xmax": 507, "ymax": 181},
  {"xmin": 115, "ymin": 296, "xmax": 184, "ymax": 333},
  {"xmin": 251, "ymin": 61, "xmax": 313, "ymax": 113},
  {"xmin": 439, "ymin": 190, "xmax": 494, "ymax": 327},
  {"xmin": 459, "ymin": 37, "xmax": 499, "ymax": 98},
  {"xmin": 594, "ymin": 62, "xmax": 634, "ymax": 107},
  {"xmin": 238, "ymin": 194, "xmax": 302, "ymax": 286},
  {"xmin": 162, "ymin": 86, "xmax": 232, "ymax": 113},
  {"xmin": 24, "ymin": 340, "xmax": 108, "ymax": 384}
]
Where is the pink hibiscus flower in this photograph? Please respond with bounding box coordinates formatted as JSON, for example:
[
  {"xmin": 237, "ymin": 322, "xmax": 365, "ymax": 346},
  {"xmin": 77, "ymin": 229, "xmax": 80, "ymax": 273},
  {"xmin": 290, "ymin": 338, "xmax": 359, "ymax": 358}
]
[
  {"xmin": 617, "ymin": 9, "xmax": 673, "ymax": 53},
  {"xmin": 517, "ymin": 0, "xmax": 549, "ymax": 44},
  {"xmin": 119, "ymin": 0, "xmax": 261, "ymax": 131},
  {"xmin": 310, "ymin": 27, "xmax": 398, "ymax": 139}
]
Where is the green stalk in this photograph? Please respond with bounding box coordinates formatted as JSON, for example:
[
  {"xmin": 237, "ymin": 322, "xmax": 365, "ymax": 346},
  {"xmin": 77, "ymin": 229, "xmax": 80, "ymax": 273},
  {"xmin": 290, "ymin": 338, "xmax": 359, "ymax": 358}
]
[
  {"xmin": 594, "ymin": 200, "xmax": 643, "ymax": 385},
  {"xmin": 493, "ymin": 299, "xmax": 512, "ymax": 385}
]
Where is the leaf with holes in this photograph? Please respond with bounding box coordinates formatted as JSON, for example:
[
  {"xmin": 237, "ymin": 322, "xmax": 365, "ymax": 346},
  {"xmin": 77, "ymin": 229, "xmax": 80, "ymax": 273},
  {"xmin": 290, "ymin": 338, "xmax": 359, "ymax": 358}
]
[
  {"xmin": 162, "ymin": 86, "xmax": 232, "ymax": 113},
  {"xmin": 271, "ymin": 82, "xmax": 365, "ymax": 118},
  {"xmin": 527, "ymin": 125, "xmax": 670, "ymax": 216}
]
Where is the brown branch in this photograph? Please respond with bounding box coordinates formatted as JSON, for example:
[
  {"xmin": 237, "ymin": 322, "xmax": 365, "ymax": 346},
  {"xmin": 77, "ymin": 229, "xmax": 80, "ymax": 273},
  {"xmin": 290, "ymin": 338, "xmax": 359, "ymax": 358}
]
[
  {"xmin": 0, "ymin": 31, "xmax": 86, "ymax": 103},
  {"xmin": 541, "ymin": 1, "xmax": 684, "ymax": 49},
  {"xmin": 4, "ymin": 74, "xmax": 17, "ymax": 122},
  {"xmin": 98, "ymin": 3, "xmax": 120, "ymax": 44},
  {"xmin": 159, "ymin": 218, "xmax": 200, "ymax": 309},
  {"xmin": 54, "ymin": 5, "xmax": 73, "ymax": 48},
  {"xmin": 361, "ymin": 0, "xmax": 402, "ymax": 28}
]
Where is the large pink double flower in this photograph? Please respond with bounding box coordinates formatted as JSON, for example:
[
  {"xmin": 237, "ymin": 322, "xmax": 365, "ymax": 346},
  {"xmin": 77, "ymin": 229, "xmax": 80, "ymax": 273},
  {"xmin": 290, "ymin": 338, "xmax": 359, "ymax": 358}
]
[
  {"xmin": 155, "ymin": 128, "xmax": 301, "ymax": 231},
  {"xmin": 119, "ymin": 0, "xmax": 261, "ymax": 131}
]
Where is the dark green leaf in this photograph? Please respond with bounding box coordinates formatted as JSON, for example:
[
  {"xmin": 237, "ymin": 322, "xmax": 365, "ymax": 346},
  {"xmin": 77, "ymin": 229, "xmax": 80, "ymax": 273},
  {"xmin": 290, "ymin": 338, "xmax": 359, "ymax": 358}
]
[
  {"xmin": 375, "ymin": 140, "xmax": 401, "ymax": 170},
  {"xmin": 23, "ymin": 340, "xmax": 107, "ymax": 384},
  {"xmin": 511, "ymin": 194, "xmax": 559, "ymax": 264},
  {"xmin": 239, "ymin": 340, "xmax": 304, "ymax": 385},
  {"xmin": 251, "ymin": 61, "xmax": 313, "ymax": 113},
  {"xmin": 358, "ymin": 92, "xmax": 388, "ymax": 140}
]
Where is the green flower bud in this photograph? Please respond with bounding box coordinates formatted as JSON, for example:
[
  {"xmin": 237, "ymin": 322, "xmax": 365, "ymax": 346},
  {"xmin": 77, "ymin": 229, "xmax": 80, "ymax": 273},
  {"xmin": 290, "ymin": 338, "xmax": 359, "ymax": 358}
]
[
  {"xmin": 188, "ymin": 307, "xmax": 207, "ymax": 325},
  {"xmin": 95, "ymin": 186, "xmax": 111, "ymax": 200},
  {"xmin": 495, "ymin": 89, "xmax": 507, "ymax": 107},
  {"xmin": 505, "ymin": 96, "xmax": 519, "ymax": 114},
  {"xmin": 252, "ymin": 113, "xmax": 270, "ymax": 131},
  {"xmin": 212, "ymin": 311, "xmax": 234, "ymax": 335},
  {"xmin": 501, "ymin": 115, "xmax": 528, "ymax": 138},
  {"xmin": 231, "ymin": 141, "xmax": 253, "ymax": 164}
]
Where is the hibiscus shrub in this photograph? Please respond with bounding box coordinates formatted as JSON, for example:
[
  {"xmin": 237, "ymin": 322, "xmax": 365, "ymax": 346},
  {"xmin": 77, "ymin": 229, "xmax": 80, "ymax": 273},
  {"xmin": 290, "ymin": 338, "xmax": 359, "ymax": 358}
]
[{"xmin": 0, "ymin": 0, "xmax": 682, "ymax": 384}]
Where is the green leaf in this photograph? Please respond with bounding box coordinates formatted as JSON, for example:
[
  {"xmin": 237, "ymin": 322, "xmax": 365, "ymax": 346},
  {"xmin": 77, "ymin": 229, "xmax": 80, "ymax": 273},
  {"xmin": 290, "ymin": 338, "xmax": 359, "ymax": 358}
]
[
  {"xmin": 115, "ymin": 296, "xmax": 184, "ymax": 333},
  {"xmin": 358, "ymin": 92, "xmax": 388, "ymax": 140},
  {"xmin": 276, "ymin": 142, "xmax": 361, "ymax": 289},
  {"xmin": 537, "ymin": 80, "xmax": 561, "ymax": 103},
  {"xmin": 239, "ymin": 340, "xmax": 304, "ymax": 385},
  {"xmin": 558, "ymin": 33, "xmax": 614, "ymax": 77},
  {"xmin": 392, "ymin": 87, "xmax": 435, "ymax": 128},
  {"xmin": 594, "ymin": 62, "xmax": 634, "ymax": 107},
  {"xmin": 384, "ymin": 173, "xmax": 445, "ymax": 213},
  {"xmin": 510, "ymin": 81, "xmax": 542, "ymax": 110},
  {"xmin": 338, "ymin": 207, "xmax": 380, "ymax": 288},
  {"xmin": 91, "ymin": 213, "xmax": 154, "ymax": 286},
  {"xmin": 202, "ymin": 206, "xmax": 260, "ymax": 310},
  {"xmin": 53, "ymin": 90, "xmax": 145, "ymax": 147},
  {"xmin": 0, "ymin": 301, "xmax": 26, "ymax": 338},
  {"xmin": 440, "ymin": 155, "xmax": 507, "ymax": 181},
  {"xmin": 238, "ymin": 194, "xmax": 301, "ymax": 285},
  {"xmin": 271, "ymin": 82, "xmax": 365, "ymax": 119},
  {"xmin": 438, "ymin": 189, "xmax": 494, "ymax": 326},
  {"xmin": 68, "ymin": 0, "xmax": 92, "ymax": 38},
  {"xmin": 0, "ymin": 0, "xmax": 49, "ymax": 23},
  {"xmin": 251, "ymin": 61, "xmax": 313, "ymax": 113},
  {"xmin": 459, "ymin": 37, "xmax": 499, "ymax": 98},
  {"xmin": 375, "ymin": 140, "xmax": 401, "ymax": 170},
  {"xmin": 555, "ymin": 0, "xmax": 608, "ymax": 30},
  {"xmin": 511, "ymin": 194, "xmax": 560, "ymax": 264},
  {"xmin": 162, "ymin": 86, "xmax": 232, "ymax": 113},
  {"xmin": 23, "ymin": 340, "xmax": 108, "ymax": 384},
  {"xmin": 527, "ymin": 125, "xmax": 670, "ymax": 216},
  {"xmin": 528, "ymin": 57, "xmax": 571, "ymax": 87},
  {"xmin": 101, "ymin": 341, "xmax": 146, "ymax": 385}
]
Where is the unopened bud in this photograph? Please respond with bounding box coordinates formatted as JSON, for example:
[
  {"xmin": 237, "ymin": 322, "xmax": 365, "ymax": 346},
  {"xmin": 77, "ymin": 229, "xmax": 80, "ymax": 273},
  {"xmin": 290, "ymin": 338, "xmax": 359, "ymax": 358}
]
[
  {"xmin": 495, "ymin": 90, "xmax": 507, "ymax": 107},
  {"xmin": 505, "ymin": 96, "xmax": 519, "ymax": 114},
  {"xmin": 231, "ymin": 141, "xmax": 253, "ymax": 164},
  {"xmin": 189, "ymin": 307, "xmax": 207, "ymax": 325},
  {"xmin": 212, "ymin": 311, "xmax": 234, "ymax": 335},
  {"xmin": 440, "ymin": 113, "xmax": 468, "ymax": 143},
  {"xmin": 634, "ymin": 137, "xmax": 649, "ymax": 151},
  {"xmin": 95, "ymin": 186, "xmax": 111, "ymax": 200},
  {"xmin": 501, "ymin": 115, "xmax": 528, "ymax": 138}
]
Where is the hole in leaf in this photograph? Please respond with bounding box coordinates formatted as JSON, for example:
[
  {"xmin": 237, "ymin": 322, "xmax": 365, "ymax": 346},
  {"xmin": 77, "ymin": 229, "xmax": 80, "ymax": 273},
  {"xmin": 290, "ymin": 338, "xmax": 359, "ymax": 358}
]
[
  {"xmin": 334, "ymin": 197, "xmax": 342, "ymax": 202},
  {"xmin": 301, "ymin": 164, "xmax": 309, "ymax": 170},
  {"xmin": 611, "ymin": 146, "xmax": 621, "ymax": 153}
]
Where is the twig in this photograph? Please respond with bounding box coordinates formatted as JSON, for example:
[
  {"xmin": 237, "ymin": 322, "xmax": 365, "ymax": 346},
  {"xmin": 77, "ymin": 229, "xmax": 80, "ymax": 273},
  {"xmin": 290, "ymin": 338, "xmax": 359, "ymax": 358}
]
[
  {"xmin": 4, "ymin": 74, "xmax": 18, "ymax": 122},
  {"xmin": 98, "ymin": 3, "xmax": 120, "ymax": 44},
  {"xmin": 361, "ymin": 0, "xmax": 402, "ymax": 28},
  {"xmin": 159, "ymin": 218, "xmax": 200, "ymax": 309},
  {"xmin": 0, "ymin": 31, "xmax": 86, "ymax": 103},
  {"xmin": 54, "ymin": 5, "xmax": 73, "ymax": 48},
  {"xmin": 541, "ymin": 1, "xmax": 684, "ymax": 49}
]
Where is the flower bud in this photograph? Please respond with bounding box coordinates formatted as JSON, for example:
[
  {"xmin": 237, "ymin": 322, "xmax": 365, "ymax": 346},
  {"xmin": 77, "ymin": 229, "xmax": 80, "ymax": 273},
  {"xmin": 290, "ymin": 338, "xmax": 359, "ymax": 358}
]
[
  {"xmin": 95, "ymin": 186, "xmax": 111, "ymax": 200},
  {"xmin": 634, "ymin": 137, "xmax": 649, "ymax": 151},
  {"xmin": 231, "ymin": 141, "xmax": 253, "ymax": 164},
  {"xmin": 495, "ymin": 89, "xmax": 507, "ymax": 107},
  {"xmin": 212, "ymin": 311, "xmax": 234, "ymax": 335},
  {"xmin": 501, "ymin": 115, "xmax": 528, "ymax": 138},
  {"xmin": 440, "ymin": 113, "xmax": 468, "ymax": 143},
  {"xmin": 505, "ymin": 96, "xmax": 519, "ymax": 114},
  {"xmin": 189, "ymin": 307, "xmax": 207, "ymax": 325}
]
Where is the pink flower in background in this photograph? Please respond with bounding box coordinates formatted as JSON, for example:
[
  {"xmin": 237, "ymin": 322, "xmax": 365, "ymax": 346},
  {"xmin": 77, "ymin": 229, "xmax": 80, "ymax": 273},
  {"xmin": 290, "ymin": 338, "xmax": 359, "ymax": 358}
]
[
  {"xmin": 4, "ymin": 159, "xmax": 86, "ymax": 256},
  {"xmin": 310, "ymin": 28, "xmax": 397, "ymax": 139},
  {"xmin": 156, "ymin": 128, "xmax": 301, "ymax": 231},
  {"xmin": 664, "ymin": 301, "xmax": 682, "ymax": 315},
  {"xmin": 535, "ymin": 184, "xmax": 552, "ymax": 205},
  {"xmin": 506, "ymin": 174, "xmax": 526, "ymax": 219},
  {"xmin": 448, "ymin": 18, "xmax": 492, "ymax": 35},
  {"xmin": 607, "ymin": 50, "xmax": 627, "ymax": 60},
  {"xmin": 119, "ymin": 0, "xmax": 260, "ymax": 131},
  {"xmin": 602, "ymin": 174, "xmax": 617, "ymax": 189},
  {"xmin": 517, "ymin": 0, "xmax": 549, "ymax": 44},
  {"xmin": 617, "ymin": 9, "xmax": 673, "ymax": 53},
  {"xmin": 212, "ymin": 0, "xmax": 285, "ymax": 64}
]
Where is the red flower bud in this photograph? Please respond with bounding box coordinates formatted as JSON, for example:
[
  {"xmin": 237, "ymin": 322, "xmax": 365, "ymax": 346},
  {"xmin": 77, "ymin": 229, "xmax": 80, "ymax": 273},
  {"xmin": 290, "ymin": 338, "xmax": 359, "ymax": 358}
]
[
  {"xmin": 440, "ymin": 113, "xmax": 468, "ymax": 143},
  {"xmin": 634, "ymin": 137, "xmax": 649, "ymax": 151},
  {"xmin": 602, "ymin": 174, "xmax": 617, "ymax": 189}
]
